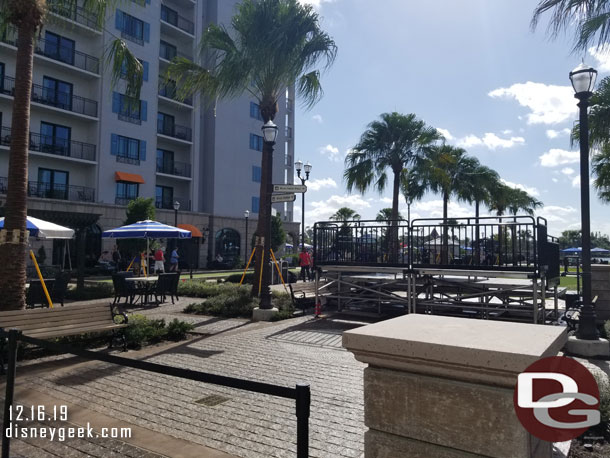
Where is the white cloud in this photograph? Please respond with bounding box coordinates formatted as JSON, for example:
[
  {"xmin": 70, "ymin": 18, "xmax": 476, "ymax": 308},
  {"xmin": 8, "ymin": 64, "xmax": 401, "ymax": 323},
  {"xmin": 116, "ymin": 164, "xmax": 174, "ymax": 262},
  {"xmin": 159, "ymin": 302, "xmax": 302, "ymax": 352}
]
[
  {"xmin": 572, "ymin": 175, "xmax": 581, "ymax": 188},
  {"xmin": 408, "ymin": 200, "xmax": 471, "ymax": 219},
  {"xmin": 299, "ymin": 0, "xmax": 334, "ymax": 8},
  {"xmin": 502, "ymin": 129, "xmax": 513, "ymax": 135},
  {"xmin": 589, "ymin": 45, "xmax": 610, "ymax": 73},
  {"xmin": 488, "ymin": 82, "xmax": 575, "ymax": 125},
  {"xmin": 552, "ymin": 178, "xmax": 559, "ymax": 183},
  {"xmin": 305, "ymin": 194, "xmax": 371, "ymax": 226},
  {"xmin": 546, "ymin": 128, "xmax": 571, "ymax": 139},
  {"xmin": 437, "ymin": 128, "xmax": 454, "ymax": 141},
  {"xmin": 536, "ymin": 205, "xmax": 578, "ymax": 225},
  {"xmin": 311, "ymin": 114, "xmax": 323, "ymax": 124},
  {"xmin": 379, "ymin": 197, "xmax": 392, "ymax": 204},
  {"xmin": 319, "ymin": 144, "xmax": 342, "ymax": 162},
  {"xmin": 456, "ymin": 132, "xmax": 525, "ymax": 150},
  {"xmin": 304, "ymin": 177, "xmax": 337, "ymax": 191},
  {"xmin": 539, "ymin": 148, "xmax": 579, "ymax": 167},
  {"xmin": 501, "ymin": 179, "xmax": 540, "ymax": 197},
  {"xmin": 561, "ymin": 167, "xmax": 575, "ymax": 176}
]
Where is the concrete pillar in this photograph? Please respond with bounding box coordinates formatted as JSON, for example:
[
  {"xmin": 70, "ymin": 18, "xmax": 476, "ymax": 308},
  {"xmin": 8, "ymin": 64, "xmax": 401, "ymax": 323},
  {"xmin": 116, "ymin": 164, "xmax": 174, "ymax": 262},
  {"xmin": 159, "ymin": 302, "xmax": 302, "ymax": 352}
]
[
  {"xmin": 343, "ymin": 315, "xmax": 567, "ymax": 458},
  {"xmin": 591, "ymin": 264, "xmax": 610, "ymax": 322}
]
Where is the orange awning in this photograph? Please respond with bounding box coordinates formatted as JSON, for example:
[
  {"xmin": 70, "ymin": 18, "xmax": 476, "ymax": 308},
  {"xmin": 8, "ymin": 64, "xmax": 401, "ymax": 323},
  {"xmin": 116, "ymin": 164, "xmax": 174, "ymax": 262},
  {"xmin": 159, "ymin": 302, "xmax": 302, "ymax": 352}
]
[
  {"xmin": 115, "ymin": 171, "xmax": 145, "ymax": 184},
  {"xmin": 177, "ymin": 224, "xmax": 202, "ymax": 237}
]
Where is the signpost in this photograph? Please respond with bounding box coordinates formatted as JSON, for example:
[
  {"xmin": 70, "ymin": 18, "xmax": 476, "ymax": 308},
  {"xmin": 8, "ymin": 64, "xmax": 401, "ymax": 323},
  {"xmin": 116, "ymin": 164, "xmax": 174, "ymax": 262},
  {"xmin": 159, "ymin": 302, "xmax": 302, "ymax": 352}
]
[
  {"xmin": 273, "ymin": 184, "xmax": 307, "ymax": 193},
  {"xmin": 271, "ymin": 194, "xmax": 296, "ymax": 203}
]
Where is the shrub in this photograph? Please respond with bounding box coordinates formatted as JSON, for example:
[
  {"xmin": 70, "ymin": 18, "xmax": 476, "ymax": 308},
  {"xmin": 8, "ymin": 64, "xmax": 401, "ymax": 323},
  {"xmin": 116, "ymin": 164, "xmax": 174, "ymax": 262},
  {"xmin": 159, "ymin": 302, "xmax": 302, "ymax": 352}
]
[
  {"xmin": 270, "ymin": 291, "xmax": 296, "ymax": 321},
  {"xmin": 65, "ymin": 283, "xmax": 114, "ymax": 301},
  {"xmin": 224, "ymin": 272, "xmax": 255, "ymax": 284},
  {"xmin": 165, "ymin": 318, "xmax": 195, "ymax": 341},
  {"xmin": 124, "ymin": 314, "xmax": 167, "ymax": 348},
  {"xmin": 184, "ymin": 287, "xmax": 258, "ymax": 318}
]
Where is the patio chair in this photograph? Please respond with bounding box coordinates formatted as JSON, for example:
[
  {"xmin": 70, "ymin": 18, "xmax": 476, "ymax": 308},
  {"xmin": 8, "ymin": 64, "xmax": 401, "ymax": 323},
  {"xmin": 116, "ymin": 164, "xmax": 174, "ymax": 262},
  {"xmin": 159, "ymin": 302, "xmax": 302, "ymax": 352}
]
[
  {"xmin": 168, "ymin": 271, "xmax": 180, "ymax": 304},
  {"xmin": 111, "ymin": 272, "xmax": 136, "ymax": 305},
  {"xmin": 26, "ymin": 280, "xmax": 54, "ymax": 308},
  {"xmin": 154, "ymin": 273, "xmax": 174, "ymax": 304},
  {"xmin": 50, "ymin": 271, "xmax": 71, "ymax": 307}
]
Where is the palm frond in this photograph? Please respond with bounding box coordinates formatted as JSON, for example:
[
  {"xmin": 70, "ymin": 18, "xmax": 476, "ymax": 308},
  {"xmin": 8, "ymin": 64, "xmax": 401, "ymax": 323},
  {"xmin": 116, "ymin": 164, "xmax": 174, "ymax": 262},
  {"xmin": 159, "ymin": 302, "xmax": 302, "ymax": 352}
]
[{"xmin": 105, "ymin": 38, "xmax": 143, "ymax": 99}]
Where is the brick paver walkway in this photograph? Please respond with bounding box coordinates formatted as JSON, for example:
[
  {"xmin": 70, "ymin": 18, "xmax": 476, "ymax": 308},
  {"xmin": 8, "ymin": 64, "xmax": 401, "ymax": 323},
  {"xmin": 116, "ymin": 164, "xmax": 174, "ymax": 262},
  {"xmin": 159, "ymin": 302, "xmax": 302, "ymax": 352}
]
[{"xmin": 13, "ymin": 310, "xmax": 368, "ymax": 458}]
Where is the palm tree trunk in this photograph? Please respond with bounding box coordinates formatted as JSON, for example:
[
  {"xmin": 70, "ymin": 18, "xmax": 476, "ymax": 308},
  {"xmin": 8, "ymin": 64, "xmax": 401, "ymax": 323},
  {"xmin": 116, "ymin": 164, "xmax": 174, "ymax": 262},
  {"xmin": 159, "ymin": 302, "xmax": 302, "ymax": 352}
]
[
  {"xmin": 388, "ymin": 169, "xmax": 400, "ymax": 263},
  {"xmin": 0, "ymin": 25, "xmax": 36, "ymax": 311},
  {"xmin": 251, "ymin": 104, "xmax": 276, "ymax": 308},
  {"xmin": 442, "ymin": 192, "xmax": 449, "ymax": 264}
]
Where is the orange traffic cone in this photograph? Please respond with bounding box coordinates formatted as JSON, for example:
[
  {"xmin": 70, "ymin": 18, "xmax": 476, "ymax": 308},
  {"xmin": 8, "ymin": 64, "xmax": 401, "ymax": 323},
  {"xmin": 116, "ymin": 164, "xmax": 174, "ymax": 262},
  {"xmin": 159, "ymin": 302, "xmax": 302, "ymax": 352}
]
[{"xmin": 314, "ymin": 301, "xmax": 321, "ymax": 318}]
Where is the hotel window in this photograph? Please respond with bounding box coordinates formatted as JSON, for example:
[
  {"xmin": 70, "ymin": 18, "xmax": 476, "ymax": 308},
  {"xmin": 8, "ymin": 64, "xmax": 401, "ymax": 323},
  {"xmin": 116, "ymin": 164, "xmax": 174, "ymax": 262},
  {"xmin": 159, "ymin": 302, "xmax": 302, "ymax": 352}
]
[
  {"xmin": 249, "ymin": 134, "xmax": 264, "ymax": 152},
  {"xmin": 44, "ymin": 32, "xmax": 75, "ymax": 65},
  {"xmin": 250, "ymin": 102, "xmax": 263, "ymax": 121},
  {"xmin": 40, "ymin": 121, "xmax": 71, "ymax": 156},
  {"xmin": 42, "ymin": 76, "xmax": 73, "ymax": 111},
  {"xmin": 252, "ymin": 166, "xmax": 261, "ymax": 183},
  {"xmin": 251, "ymin": 196, "xmax": 260, "ymax": 213},
  {"xmin": 38, "ymin": 168, "xmax": 69, "ymax": 200},
  {"xmin": 116, "ymin": 182, "xmax": 139, "ymax": 202}
]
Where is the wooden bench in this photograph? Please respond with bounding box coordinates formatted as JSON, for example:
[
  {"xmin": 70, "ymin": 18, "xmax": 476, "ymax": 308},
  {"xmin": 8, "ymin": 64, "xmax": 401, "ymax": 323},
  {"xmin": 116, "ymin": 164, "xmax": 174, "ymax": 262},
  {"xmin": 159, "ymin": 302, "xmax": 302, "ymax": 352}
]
[{"xmin": 0, "ymin": 303, "xmax": 129, "ymax": 358}]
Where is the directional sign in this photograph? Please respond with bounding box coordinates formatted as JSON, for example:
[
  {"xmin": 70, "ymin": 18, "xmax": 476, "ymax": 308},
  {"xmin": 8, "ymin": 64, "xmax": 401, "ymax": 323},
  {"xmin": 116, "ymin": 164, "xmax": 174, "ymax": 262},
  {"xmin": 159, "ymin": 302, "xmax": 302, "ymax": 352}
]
[
  {"xmin": 271, "ymin": 193, "xmax": 296, "ymax": 203},
  {"xmin": 273, "ymin": 184, "xmax": 307, "ymax": 193}
]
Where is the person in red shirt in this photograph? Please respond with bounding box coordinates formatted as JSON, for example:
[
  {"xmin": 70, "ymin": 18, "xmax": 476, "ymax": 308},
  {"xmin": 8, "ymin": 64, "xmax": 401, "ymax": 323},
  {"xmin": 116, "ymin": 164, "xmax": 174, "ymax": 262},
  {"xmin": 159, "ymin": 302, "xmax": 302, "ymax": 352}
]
[
  {"xmin": 299, "ymin": 248, "xmax": 311, "ymax": 282},
  {"xmin": 154, "ymin": 247, "xmax": 165, "ymax": 273}
]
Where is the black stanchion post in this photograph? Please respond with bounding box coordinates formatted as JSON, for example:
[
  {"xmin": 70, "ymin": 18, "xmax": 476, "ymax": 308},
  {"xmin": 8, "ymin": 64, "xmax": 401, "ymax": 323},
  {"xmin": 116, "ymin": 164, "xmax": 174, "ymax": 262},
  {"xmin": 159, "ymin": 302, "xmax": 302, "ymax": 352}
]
[
  {"xmin": 2, "ymin": 329, "xmax": 20, "ymax": 458},
  {"xmin": 295, "ymin": 383, "xmax": 310, "ymax": 458}
]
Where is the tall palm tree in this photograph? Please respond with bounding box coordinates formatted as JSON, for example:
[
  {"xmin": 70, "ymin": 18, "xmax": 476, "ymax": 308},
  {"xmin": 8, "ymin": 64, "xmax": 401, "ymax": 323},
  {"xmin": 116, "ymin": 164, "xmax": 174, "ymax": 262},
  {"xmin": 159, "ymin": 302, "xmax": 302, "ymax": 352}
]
[
  {"xmin": 330, "ymin": 207, "xmax": 361, "ymax": 222},
  {"xmin": 166, "ymin": 0, "xmax": 336, "ymax": 306},
  {"xmin": 0, "ymin": 0, "xmax": 143, "ymax": 310},
  {"xmin": 375, "ymin": 208, "xmax": 403, "ymax": 223},
  {"xmin": 572, "ymin": 76, "xmax": 610, "ymax": 202},
  {"xmin": 344, "ymin": 112, "xmax": 440, "ymax": 262},
  {"xmin": 507, "ymin": 188, "xmax": 543, "ymax": 217},
  {"xmin": 532, "ymin": 0, "xmax": 610, "ymax": 50},
  {"xmin": 417, "ymin": 144, "xmax": 479, "ymax": 263}
]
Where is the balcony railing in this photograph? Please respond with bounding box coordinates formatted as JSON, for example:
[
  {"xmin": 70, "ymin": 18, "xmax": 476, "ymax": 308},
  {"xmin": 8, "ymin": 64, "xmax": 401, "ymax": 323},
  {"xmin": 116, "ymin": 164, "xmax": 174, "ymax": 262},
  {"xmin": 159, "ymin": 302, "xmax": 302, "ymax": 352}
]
[
  {"xmin": 286, "ymin": 98, "xmax": 293, "ymax": 113},
  {"xmin": 27, "ymin": 180, "xmax": 95, "ymax": 202},
  {"xmin": 0, "ymin": 75, "xmax": 98, "ymax": 118},
  {"xmin": 116, "ymin": 155, "xmax": 140, "ymax": 166},
  {"xmin": 161, "ymin": 5, "xmax": 195, "ymax": 35},
  {"xmin": 158, "ymin": 79, "xmax": 193, "ymax": 105},
  {"xmin": 157, "ymin": 122, "xmax": 192, "ymax": 142},
  {"xmin": 156, "ymin": 158, "xmax": 192, "ymax": 177},
  {"xmin": 121, "ymin": 30, "xmax": 144, "ymax": 46},
  {"xmin": 155, "ymin": 196, "xmax": 191, "ymax": 210},
  {"xmin": 285, "ymin": 155, "xmax": 292, "ymax": 167},
  {"xmin": 285, "ymin": 126, "xmax": 293, "ymax": 139},
  {"xmin": 115, "ymin": 196, "xmax": 137, "ymax": 206},
  {"xmin": 48, "ymin": 2, "xmax": 102, "ymax": 31},
  {"xmin": 159, "ymin": 41, "xmax": 190, "ymax": 61},
  {"xmin": 0, "ymin": 126, "xmax": 96, "ymax": 161}
]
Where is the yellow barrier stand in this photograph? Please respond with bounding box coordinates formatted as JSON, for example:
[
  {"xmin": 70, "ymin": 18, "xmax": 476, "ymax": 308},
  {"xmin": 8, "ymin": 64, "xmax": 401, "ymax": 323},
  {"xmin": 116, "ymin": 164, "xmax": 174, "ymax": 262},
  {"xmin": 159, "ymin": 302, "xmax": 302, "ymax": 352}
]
[
  {"xmin": 126, "ymin": 256, "xmax": 135, "ymax": 272},
  {"xmin": 269, "ymin": 249, "xmax": 289, "ymax": 294},
  {"xmin": 239, "ymin": 248, "xmax": 256, "ymax": 286},
  {"xmin": 29, "ymin": 250, "xmax": 53, "ymax": 308},
  {"xmin": 258, "ymin": 248, "xmax": 264, "ymax": 295}
]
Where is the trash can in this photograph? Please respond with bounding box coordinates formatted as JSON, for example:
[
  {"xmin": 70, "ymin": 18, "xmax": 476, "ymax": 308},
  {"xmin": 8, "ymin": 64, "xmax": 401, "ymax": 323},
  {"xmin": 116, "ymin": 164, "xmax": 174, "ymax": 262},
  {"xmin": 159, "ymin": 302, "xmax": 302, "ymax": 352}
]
[{"xmin": 565, "ymin": 292, "xmax": 580, "ymax": 309}]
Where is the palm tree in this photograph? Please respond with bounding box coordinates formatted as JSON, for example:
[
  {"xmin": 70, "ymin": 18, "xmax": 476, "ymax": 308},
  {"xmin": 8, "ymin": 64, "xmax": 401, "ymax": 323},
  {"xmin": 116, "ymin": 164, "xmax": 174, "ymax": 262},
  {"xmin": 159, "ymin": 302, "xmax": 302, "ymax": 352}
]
[
  {"xmin": 166, "ymin": 0, "xmax": 336, "ymax": 307},
  {"xmin": 0, "ymin": 0, "xmax": 143, "ymax": 310},
  {"xmin": 507, "ymin": 188, "xmax": 543, "ymax": 217},
  {"xmin": 344, "ymin": 112, "xmax": 440, "ymax": 262},
  {"xmin": 572, "ymin": 76, "xmax": 610, "ymax": 202},
  {"xmin": 417, "ymin": 144, "xmax": 479, "ymax": 263},
  {"xmin": 531, "ymin": 0, "xmax": 610, "ymax": 50},
  {"xmin": 376, "ymin": 208, "xmax": 403, "ymax": 223},
  {"xmin": 330, "ymin": 207, "xmax": 361, "ymax": 222}
]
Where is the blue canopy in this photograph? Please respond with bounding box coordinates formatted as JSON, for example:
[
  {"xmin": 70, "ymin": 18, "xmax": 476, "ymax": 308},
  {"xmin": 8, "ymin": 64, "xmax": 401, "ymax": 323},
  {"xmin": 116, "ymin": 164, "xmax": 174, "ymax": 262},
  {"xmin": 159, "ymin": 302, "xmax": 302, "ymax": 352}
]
[
  {"xmin": 561, "ymin": 247, "xmax": 582, "ymax": 253},
  {"xmin": 102, "ymin": 220, "xmax": 192, "ymax": 239},
  {"xmin": 591, "ymin": 247, "xmax": 610, "ymax": 253}
]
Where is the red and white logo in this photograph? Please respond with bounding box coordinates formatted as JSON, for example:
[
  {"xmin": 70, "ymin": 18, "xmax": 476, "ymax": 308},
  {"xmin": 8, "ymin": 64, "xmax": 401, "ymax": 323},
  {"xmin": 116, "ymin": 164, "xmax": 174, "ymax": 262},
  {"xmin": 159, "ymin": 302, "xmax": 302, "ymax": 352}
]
[{"xmin": 514, "ymin": 356, "xmax": 600, "ymax": 442}]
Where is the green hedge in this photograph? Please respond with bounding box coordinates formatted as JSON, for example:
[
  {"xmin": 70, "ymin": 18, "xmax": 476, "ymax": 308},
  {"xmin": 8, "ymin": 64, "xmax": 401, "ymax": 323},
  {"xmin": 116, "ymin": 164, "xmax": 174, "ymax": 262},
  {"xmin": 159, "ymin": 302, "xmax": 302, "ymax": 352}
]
[
  {"xmin": 184, "ymin": 290, "xmax": 295, "ymax": 320},
  {"xmin": 65, "ymin": 283, "xmax": 114, "ymax": 301},
  {"xmin": 178, "ymin": 281, "xmax": 241, "ymax": 297}
]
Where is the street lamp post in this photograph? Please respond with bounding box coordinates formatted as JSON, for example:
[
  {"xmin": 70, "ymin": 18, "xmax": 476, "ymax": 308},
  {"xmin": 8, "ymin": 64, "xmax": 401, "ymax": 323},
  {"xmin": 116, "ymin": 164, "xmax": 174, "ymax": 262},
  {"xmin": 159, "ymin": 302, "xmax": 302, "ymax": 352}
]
[
  {"xmin": 259, "ymin": 120, "xmax": 279, "ymax": 309},
  {"xmin": 570, "ymin": 62, "xmax": 599, "ymax": 340},
  {"xmin": 295, "ymin": 160, "xmax": 311, "ymax": 251},
  {"xmin": 244, "ymin": 210, "xmax": 250, "ymax": 264},
  {"xmin": 173, "ymin": 200, "xmax": 180, "ymax": 254}
]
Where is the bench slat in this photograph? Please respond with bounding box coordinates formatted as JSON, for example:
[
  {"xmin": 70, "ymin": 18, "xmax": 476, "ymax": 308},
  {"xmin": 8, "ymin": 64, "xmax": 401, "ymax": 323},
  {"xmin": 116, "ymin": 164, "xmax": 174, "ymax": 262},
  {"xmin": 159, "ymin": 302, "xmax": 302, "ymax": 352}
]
[
  {"xmin": 3, "ymin": 312, "xmax": 114, "ymax": 330},
  {"xmin": 0, "ymin": 302, "xmax": 111, "ymax": 317},
  {"xmin": 26, "ymin": 323, "xmax": 127, "ymax": 339}
]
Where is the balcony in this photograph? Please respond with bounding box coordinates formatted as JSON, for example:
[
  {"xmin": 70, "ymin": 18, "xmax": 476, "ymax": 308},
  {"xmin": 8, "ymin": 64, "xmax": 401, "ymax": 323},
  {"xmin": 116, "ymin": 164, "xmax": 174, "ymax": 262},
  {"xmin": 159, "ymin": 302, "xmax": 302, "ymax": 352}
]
[
  {"xmin": 121, "ymin": 30, "xmax": 144, "ymax": 46},
  {"xmin": 159, "ymin": 41, "xmax": 191, "ymax": 62},
  {"xmin": 157, "ymin": 122, "xmax": 192, "ymax": 142},
  {"xmin": 285, "ymin": 155, "xmax": 292, "ymax": 167},
  {"xmin": 160, "ymin": 5, "xmax": 195, "ymax": 36},
  {"xmin": 0, "ymin": 75, "xmax": 98, "ymax": 118},
  {"xmin": 158, "ymin": 79, "xmax": 193, "ymax": 106},
  {"xmin": 0, "ymin": 177, "xmax": 95, "ymax": 203},
  {"xmin": 48, "ymin": 2, "xmax": 102, "ymax": 32},
  {"xmin": 0, "ymin": 126, "xmax": 96, "ymax": 162},
  {"xmin": 156, "ymin": 158, "xmax": 192, "ymax": 178},
  {"xmin": 1, "ymin": 29, "xmax": 100, "ymax": 74},
  {"xmin": 155, "ymin": 196, "xmax": 191, "ymax": 210},
  {"xmin": 286, "ymin": 98, "xmax": 293, "ymax": 113},
  {"xmin": 285, "ymin": 126, "xmax": 293, "ymax": 140}
]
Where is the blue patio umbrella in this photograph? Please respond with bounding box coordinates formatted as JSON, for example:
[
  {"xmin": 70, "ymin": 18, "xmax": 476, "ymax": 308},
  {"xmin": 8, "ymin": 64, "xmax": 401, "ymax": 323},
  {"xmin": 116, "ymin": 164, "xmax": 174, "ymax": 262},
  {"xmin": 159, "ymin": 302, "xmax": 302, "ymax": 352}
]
[
  {"xmin": 561, "ymin": 247, "xmax": 582, "ymax": 254},
  {"xmin": 102, "ymin": 220, "xmax": 191, "ymax": 275}
]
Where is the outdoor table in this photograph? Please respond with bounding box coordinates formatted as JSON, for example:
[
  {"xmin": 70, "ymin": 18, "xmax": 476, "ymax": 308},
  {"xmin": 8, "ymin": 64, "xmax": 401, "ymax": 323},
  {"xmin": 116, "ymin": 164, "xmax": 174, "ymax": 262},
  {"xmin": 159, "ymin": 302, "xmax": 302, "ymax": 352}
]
[{"xmin": 125, "ymin": 276, "xmax": 159, "ymax": 304}]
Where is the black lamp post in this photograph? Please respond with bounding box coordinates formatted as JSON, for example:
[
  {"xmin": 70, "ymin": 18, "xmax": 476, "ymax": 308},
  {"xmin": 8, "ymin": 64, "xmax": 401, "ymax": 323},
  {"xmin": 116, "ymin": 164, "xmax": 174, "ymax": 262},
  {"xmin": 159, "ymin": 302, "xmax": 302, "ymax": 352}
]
[
  {"xmin": 259, "ymin": 119, "xmax": 278, "ymax": 309},
  {"xmin": 570, "ymin": 62, "xmax": 599, "ymax": 340},
  {"xmin": 244, "ymin": 210, "xmax": 249, "ymax": 264},
  {"xmin": 295, "ymin": 160, "xmax": 311, "ymax": 251},
  {"xmin": 173, "ymin": 200, "xmax": 180, "ymax": 253}
]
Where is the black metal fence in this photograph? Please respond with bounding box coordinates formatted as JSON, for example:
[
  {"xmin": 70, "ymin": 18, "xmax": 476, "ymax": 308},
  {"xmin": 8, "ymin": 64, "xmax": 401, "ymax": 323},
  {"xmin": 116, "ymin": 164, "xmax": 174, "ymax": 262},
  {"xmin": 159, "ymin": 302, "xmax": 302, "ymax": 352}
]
[
  {"xmin": 27, "ymin": 180, "xmax": 95, "ymax": 203},
  {"xmin": 156, "ymin": 158, "xmax": 192, "ymax": 177},
  {"xmin": 157, "ymin": 121, "xmax": 192, "ymax": 142},
  {"xmin": 0, "ymin": 126, "xmax": 97, "ymax": 161},
  {"xmin": 1, "ymin": 329, "xmax": 310, "ymax": 458},
  {"xmin": 314, "ymin": 216, "xmax": 549, "ymax": 273},
  {"xmin": 158, "ymin": 79, "xmax": 193, "ymax": 105},
  {"xmin": 48, "ymin": 2, "xmax": 102, "ymax": 31}
]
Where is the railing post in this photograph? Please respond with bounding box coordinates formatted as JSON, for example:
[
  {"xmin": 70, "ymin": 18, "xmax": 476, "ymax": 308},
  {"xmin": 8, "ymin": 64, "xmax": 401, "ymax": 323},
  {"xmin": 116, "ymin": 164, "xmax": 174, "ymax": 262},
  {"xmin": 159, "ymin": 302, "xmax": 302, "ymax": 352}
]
[
  {"xmin": 2, "ymin": 329, "xmax": 21, "ymax": 458},
  {"xmin": 295, "ymin": 383, "xmax": 310, "ymax": 458}
]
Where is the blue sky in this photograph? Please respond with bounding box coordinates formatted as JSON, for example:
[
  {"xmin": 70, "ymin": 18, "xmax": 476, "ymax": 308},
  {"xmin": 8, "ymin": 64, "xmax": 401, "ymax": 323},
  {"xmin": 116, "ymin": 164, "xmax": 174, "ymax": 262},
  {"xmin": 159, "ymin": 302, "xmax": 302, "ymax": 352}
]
[{"xmin": 293, "ymin": 0, "xmax": 610, "ymax": 236}]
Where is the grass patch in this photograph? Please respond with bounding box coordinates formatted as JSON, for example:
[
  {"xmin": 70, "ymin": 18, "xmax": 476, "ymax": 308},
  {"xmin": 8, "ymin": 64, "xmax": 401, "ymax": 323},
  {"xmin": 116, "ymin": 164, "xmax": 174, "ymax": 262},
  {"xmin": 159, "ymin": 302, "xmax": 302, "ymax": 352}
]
[{"xmin": 560, "ymin": 275, "xmax": 579, "ymax": 290}]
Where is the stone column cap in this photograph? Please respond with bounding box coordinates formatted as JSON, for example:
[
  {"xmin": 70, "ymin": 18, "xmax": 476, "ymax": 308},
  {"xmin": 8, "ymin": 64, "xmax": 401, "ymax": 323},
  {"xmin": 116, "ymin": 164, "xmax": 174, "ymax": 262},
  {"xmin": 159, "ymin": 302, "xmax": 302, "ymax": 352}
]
[{"xmin": 343, "ymin": 315, "xmax": 567, "ymax": 386}]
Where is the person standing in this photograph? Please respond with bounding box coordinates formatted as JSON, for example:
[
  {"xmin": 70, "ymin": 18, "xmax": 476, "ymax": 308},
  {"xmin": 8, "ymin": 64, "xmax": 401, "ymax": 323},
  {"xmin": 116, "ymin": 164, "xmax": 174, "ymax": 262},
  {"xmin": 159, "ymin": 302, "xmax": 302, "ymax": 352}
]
[
  {"xmin": 154, "ymin": 247, "xmax": 165, "ymax": 273},
  {"xmin": 299, "ymin": 248, "xmax": 311, "ymax": 282},
  {"xmin": 170, "ymin": 247, "xmax": 179, "ymax": 272}
]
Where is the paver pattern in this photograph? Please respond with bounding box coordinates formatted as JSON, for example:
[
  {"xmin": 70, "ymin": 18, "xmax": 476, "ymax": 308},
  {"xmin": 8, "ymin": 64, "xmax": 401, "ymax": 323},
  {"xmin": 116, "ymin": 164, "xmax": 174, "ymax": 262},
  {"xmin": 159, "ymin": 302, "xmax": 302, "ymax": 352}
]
[{"xmin": 18, "ymin": 311, "xmax": 368, "ymax": 458}]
